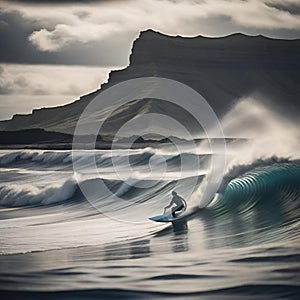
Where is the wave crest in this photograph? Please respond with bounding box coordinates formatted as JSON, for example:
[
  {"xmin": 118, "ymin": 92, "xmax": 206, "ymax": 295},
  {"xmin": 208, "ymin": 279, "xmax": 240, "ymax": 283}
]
[{"xmin": 0, "ymin": 177, "xmax": 77, "ymax": 207}]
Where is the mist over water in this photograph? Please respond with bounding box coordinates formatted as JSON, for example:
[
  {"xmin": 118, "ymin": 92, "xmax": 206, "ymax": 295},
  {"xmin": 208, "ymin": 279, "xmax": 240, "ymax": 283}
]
[{"xmin": 222, "ymin": 97, "xmax": 300, "ymax": 159}]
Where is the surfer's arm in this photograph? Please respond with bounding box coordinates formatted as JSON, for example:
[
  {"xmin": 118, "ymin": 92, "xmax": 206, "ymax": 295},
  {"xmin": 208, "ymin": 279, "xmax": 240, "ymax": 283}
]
[{"xmin": 164, "ymin": 199, "xmax": 174, "ymax": 209}]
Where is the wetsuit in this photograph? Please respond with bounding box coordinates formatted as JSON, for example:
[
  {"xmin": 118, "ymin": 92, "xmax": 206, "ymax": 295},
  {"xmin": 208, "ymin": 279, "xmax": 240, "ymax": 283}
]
[{"xmin": 171, "ymin": 194, "xmax": 185, "ymax": 217}]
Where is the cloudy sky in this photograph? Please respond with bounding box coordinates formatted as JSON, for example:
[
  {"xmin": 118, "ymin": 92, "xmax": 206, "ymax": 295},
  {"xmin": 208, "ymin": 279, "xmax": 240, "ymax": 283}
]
[{"xmin": 0, "ymin": 0, "xmax": 300, "ymax": 120}]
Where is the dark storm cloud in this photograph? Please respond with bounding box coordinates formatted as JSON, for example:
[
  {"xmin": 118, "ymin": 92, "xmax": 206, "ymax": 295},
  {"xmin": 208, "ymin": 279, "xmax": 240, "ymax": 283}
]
[
  {"xmin": 0, "ymin": 11, "xmax": 40, "ymax": 63},
  {"xmin": 266, "ymin": 2, "xmax": 300, "ymax": 15},
  {"xmin": 0, "ymin": 10, "xmax": 131, "ymax": 66}
]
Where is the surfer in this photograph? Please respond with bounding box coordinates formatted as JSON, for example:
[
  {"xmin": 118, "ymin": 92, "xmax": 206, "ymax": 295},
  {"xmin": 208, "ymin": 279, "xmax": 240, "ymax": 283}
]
[{"xmin": 164, "ymin": 191, "xmax": 187, "ymax": 218}]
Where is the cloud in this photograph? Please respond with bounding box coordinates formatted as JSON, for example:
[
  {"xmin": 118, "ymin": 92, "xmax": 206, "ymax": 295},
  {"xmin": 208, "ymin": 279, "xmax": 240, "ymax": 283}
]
[
  {"xmin": 0, "ymin": 65, "xmax": 27, "ymax": 94},
  {"xmin": 2, "ymin": 0, "xmax": 119, "ymax": 3},
  {"xmin": 0, "ymin": 64, "xmax": 115, "ymax": 96},
  {"xmin": 265, "ymin": 1, "xmax": 300, "ymax": 16},
  {"xmin": 227, "ymin": 0, "xmax": 300, "ymax": 29},
  {"xmin": 28, "ymin": 22, "xmax": 120, "ymax": 52},
  {"xmin": 1, "ymin": 0, "xmax": 300, "ymax": 56},
  {"xmin": 1, "ymin": 0, "xmax": 300, "ymax": 66},
  {"xmin": 0, "ymin": 64, "xmax": 119, "ymax": 120},
  {"xmin": 0, "ymin": 10, "xmax": 132, "ymax": 66},
  {"xmin": 28, "ymin": 25, "xmax": 77, "ymax": 51}
]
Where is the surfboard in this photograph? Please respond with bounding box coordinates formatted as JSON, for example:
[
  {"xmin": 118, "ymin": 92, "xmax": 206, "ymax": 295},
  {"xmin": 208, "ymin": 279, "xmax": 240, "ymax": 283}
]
[{"xmin": 149, "ymin": 207, "xmax": 186, "ymax": 223}]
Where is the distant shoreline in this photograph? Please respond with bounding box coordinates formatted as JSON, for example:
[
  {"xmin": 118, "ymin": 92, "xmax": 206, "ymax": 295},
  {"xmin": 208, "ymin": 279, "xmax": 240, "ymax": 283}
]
[{"xmin": 0, "ymin": 128, "xmax": 247, "ymax": 151}]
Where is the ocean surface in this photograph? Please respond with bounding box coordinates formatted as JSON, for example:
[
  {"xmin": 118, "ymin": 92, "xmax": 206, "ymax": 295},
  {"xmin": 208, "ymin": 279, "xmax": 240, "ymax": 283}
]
[{"xmin": 0, "ymin": 145, "xmax": 299, "ymax": 299}]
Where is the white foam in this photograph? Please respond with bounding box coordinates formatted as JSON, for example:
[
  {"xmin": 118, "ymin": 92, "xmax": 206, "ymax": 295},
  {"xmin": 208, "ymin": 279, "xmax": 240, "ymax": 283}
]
[{"xmin": 0, "ymin": 176, "xmax": 77, "ymax": 207}]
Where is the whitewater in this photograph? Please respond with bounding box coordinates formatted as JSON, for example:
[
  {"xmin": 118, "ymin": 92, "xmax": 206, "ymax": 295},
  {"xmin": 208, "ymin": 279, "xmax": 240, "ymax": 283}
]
[{"xmin": 0, "ymin": 98, "xmax": 299, "ymax": 299}]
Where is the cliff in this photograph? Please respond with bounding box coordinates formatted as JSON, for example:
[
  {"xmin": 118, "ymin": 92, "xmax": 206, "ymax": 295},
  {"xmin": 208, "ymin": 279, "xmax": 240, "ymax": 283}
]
[{"xmin": 0, "ymin": 30, "xmax": 299, "ymax": 136}]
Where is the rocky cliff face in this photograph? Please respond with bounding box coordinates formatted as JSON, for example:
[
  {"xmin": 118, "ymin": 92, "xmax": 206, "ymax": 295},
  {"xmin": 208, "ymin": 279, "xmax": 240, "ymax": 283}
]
[{"xmin": 1, "ymin": 30, "xmax": 299, "ymax": 135}]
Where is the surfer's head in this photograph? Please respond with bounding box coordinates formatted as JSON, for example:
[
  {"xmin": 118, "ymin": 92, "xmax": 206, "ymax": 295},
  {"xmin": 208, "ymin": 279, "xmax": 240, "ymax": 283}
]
[{"xmin": 172, "ymin": 190, "xmax": 177, "ymax": 196}]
